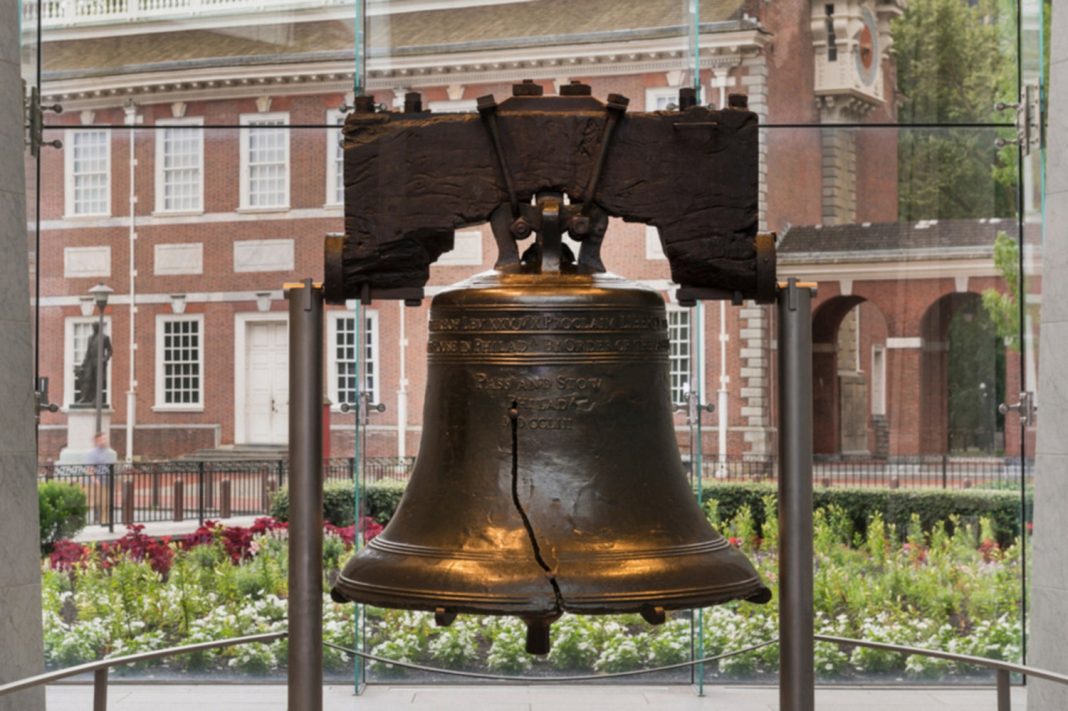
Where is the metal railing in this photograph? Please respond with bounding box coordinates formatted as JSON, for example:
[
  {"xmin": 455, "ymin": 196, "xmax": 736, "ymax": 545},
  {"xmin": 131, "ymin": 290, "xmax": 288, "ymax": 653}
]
[
  {"xmin": 1, "ymin": 632, "xmax": 1064, "ymax": 710},
  {"xmin": 0, "ymin": 632, "xmax": 284, "ymax": 710},
  {"xmin": 702, "ymin": 455, "xmax": 1032, "ymax": 490},
  {"xmin": 814, "ymin": 635, "xmax": 1068, "ymax": 711},
  {"xmin": 37, "ymin": 453, "xmax": 1029, "ymax": 530},
  {"xmin": 38, "ymin": 457, "xmax": 414, "ymax": 529}
]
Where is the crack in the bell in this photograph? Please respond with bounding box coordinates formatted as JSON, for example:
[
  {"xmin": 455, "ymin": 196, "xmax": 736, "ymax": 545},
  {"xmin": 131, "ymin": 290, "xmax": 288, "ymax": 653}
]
[{"xmin": 509, "ymin": 401, "xmax": 565, "ymax": 612}]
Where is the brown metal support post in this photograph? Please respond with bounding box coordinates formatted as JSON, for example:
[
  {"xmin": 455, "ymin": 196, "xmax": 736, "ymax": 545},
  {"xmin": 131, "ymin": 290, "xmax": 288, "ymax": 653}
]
[
  {"xmin": 107, "ymin": 464, "xmax": 115, "ymax": 534},
  {"xmin": 122, "ymin": 481, "xmax": 134, "ymax": 525},
  {"xmin": 92, "ymin": 668, "xmax": 107, "ymax": 711},
  {"xmin": 220, "ymin": 480, "xmax": 232, "ymax": 518},
  {"xmin": 778, "ymin": 279, "xmax": 815, "ymax": 711},
  {"xmin": 198, "ymin": 461, "xmax": 206, "ymax": 525},
  {"xmin": 997, "ymin": 669, "xmax": 1012, "ymax": 711},
  {"xmin": 173, "ymin": 480, "xmax": 184, "ymax": 522},
  {"xmin": 287, "ymin": 279, "xmax": 324, "ymax": 711}
]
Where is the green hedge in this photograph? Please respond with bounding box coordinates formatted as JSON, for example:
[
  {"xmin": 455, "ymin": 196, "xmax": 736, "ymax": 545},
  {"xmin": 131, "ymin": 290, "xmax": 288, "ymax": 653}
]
[
  {"xmin": 39, "ymin": 481, "xmax": 88, "ymax": 554},
  {"xmin": 270, "ymin": 480, "xmax": 1029, "ymax": 546},
  {"xmin": 704, "ymin": 482, "xmax": 1031, "ymax": 546},
  {"xmin": 270, "ymin": 480, "xmax": 406, "ymax": 527}
]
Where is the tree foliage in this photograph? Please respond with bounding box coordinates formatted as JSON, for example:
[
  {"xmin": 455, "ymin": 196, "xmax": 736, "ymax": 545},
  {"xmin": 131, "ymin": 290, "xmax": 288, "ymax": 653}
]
[
  {"xmin": 981, "ymin": 231, "xmax": 1021, "ymax": 350},
  {"xmin": 892, "ymin": 0, "xmax": 1017, "ymax": 219}
]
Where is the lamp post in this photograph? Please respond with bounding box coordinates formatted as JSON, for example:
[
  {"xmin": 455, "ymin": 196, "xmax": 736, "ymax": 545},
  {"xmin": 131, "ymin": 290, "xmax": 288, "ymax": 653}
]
[{"xmin": 88, "ymin": 283, "xmax": 113, "ymax": 435}]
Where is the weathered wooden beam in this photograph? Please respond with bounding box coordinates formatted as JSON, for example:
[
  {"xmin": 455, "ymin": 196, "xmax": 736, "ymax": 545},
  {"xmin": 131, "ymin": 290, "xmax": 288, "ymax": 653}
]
[{"xmin": 327, "ymin": 90, "xmax": 772, "ymax": 304}]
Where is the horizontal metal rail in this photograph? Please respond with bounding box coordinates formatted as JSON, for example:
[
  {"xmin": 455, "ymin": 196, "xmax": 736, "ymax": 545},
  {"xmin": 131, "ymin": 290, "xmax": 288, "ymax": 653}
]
[
  {"xmin": 322, "ymin": 639, "xmax": 780, "ymax": 682},
  {"xmin": 0, "ymin": 631, "xmax": 285, "ymax": 708},
  {"xmin": 815, "ymin": 634, "xmax": 1068, "ymax": 711},
  {"xmin": 3, "ymin": 631, "xmax": 1066, "ymax": 711}
]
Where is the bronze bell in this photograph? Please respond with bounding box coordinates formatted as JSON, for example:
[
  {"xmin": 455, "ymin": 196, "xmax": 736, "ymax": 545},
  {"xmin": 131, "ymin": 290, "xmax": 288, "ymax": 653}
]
[{"xmin": 331, "ymin": 212, "xmax": 771, "ymax": 653}]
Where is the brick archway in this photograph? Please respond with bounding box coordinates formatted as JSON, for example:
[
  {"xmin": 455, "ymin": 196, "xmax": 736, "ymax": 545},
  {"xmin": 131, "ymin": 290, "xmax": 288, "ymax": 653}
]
[
  {"xmin": 811, "ymin": 295, "xmax": 890, "ymax": 458},
  {"xmin": 916, "ymin": 291, "xmax": 1004, "ymax": 455}
]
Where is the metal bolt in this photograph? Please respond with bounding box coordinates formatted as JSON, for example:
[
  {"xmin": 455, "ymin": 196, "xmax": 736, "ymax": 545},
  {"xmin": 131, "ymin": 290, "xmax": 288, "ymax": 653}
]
[
  {"xmin": 569, "ymin": 215, "xmax": 590, "ymax": 236},
  {"xmin": 510, "ymin": 217, "xmax": 532, "ymax": 238}
]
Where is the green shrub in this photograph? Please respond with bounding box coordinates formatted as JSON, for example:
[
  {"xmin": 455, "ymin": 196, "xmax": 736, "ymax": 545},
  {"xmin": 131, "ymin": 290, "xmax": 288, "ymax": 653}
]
[
  {"xmin": 270, "ymin": 480, "xmax": 406, "ymax": 527},
  {"xmin": 39, "ymin": 481, "xmax": 88, "ymax": 553},
  {"xmin": 704, "ymin": 482, "xmax": 1030, "ymax": 546}
]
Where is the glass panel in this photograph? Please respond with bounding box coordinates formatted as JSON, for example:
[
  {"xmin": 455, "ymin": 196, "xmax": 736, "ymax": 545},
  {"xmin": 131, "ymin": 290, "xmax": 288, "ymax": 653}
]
[
  {"xmin": 364, "ymin": 0, "xmax": 693, "ymax": 112},
  {"xmin": 35, "ymin": 126, "xmax": 345, "ymax": 680},
  {"xmin": 1018, "ymin": 0, "xmax": 1046, "ymax": 669},
  {"xmin": 354, "ymin": 0, "xmax": 705, "ymax": 686},
  {"xmin": 770, "ymin": 125, "xmax": 1024, "ymax": 684},
  {"xmin": 39, "ymin": 0, "xmax": 357, "ymax": 127},
  {"xmin": 27, "ymin": 0, "xmax": 1038, "ymax": 695}
]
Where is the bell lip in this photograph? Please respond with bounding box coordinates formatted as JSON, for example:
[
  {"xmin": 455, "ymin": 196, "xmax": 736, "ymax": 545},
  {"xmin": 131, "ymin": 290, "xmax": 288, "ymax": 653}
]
[{"xmin": 330, "ymin": 572, "xmax": 771, "ymax": 615}]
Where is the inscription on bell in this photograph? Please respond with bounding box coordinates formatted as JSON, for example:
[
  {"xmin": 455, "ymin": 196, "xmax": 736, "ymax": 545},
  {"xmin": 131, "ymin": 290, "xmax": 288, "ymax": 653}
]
[
  {"xmin": 428, "ymin": 335, "xmax": 669, "ymax": 355},
  {"xmin": 472, "ymin": 374, "xmax": 604, "ymax": 392},
  {"xmin": 429, "ymin": 312, "xmax": 666, "ymax": 333}
]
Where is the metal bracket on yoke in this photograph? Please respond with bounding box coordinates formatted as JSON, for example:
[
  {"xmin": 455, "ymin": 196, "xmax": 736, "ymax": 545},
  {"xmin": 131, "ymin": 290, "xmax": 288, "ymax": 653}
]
[{"xmin": 483, "ymin": 93, "xmax": 627, "ymax": 273}]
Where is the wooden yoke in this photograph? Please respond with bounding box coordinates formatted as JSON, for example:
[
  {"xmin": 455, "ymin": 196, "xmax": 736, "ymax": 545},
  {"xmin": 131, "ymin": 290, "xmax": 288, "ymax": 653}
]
[{"xmin": 325, "ymin": 81, "xmax": 775, "ymax": 305}]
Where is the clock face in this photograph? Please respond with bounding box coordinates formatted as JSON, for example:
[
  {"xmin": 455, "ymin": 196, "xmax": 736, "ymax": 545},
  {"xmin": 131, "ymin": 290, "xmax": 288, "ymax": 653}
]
[{"xmin": 855, "ymin": 6, "xmax": 879, "ymax": 87}]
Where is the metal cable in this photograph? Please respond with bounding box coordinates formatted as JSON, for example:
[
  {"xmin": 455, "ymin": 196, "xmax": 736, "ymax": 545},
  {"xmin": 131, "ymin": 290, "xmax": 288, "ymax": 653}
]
[{"xmin": 322, "ymin": 638, "xmax": 779, "ymax": 682}]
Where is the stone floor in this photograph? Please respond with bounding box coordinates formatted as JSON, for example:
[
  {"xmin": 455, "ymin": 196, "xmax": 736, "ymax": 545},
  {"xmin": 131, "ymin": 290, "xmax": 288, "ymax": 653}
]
[{"xmin": 45, "ymin": 683, "xmax": 1027, "ymax": 710}]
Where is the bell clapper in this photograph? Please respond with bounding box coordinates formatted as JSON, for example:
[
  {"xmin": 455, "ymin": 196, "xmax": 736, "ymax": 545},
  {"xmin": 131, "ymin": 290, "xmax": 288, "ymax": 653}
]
[
  {"xmin": 640, "ymin": 605, "xmax": 667, "ymax": 626},
  {"xmin": 434, "ymin": 607, "xmax": 458, "ymax": 628},
  {"xmin": 523, "ymin": 613, "xmax": 563, "ymax": 656}
]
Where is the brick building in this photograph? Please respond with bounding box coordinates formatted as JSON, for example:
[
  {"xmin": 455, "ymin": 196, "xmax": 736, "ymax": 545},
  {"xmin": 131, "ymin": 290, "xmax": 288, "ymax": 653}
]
[{"xmin": 32, "ymin": 0, "xmax": 1019, "ymax": 467}]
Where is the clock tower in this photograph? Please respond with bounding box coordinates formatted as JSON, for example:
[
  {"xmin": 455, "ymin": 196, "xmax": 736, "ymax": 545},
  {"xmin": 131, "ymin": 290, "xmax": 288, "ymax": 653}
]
[
  {"xmin": 811, "ymin": 0, "xmax": 903, "ymax": 113},
  {"xmin": 810, "ymin": 0, "xmax": 903, "ymax": 224}
]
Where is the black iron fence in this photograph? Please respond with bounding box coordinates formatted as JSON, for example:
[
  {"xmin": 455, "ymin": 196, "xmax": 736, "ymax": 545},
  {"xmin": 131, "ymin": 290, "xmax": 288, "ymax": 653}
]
[
  {"xmin": 40, "ymin": 454, "xmax": 1030, "ymax": 529},
  {"xmin": 39, "ymin": 457, "xmax": 415, "ymax": 529},
  {"xmin": 698, "ymin": 456, "xmax": 1033, "ymax": 490}
]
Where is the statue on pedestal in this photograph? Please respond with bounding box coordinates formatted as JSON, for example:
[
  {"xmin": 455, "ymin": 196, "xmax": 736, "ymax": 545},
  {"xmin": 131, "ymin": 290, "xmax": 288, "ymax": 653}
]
[{"xmin": 75, "ymin": 322, "xmax": 111, "ymax": 407}]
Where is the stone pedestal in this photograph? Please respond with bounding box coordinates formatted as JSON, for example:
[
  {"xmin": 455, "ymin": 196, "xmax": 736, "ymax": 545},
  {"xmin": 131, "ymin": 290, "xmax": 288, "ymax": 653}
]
[{"xmin": 58, "ymin": 408, "xmax": 118, "ymax": 464}]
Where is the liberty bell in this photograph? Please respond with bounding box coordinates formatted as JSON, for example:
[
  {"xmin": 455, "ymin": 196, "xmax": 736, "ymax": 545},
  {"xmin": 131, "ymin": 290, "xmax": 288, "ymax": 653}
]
[{"xmin": 327, "ymin": 86, "xmax": 773, "ymax": 654}]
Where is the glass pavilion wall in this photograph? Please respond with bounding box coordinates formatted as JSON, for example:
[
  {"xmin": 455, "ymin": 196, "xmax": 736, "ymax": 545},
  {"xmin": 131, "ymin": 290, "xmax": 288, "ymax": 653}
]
[{"xmin": 24, "ymin": 0, "xmax": 1044, "ymax": 689}]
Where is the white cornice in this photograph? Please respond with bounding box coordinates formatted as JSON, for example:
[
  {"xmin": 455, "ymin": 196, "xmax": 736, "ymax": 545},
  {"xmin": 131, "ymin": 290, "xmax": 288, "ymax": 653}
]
[
  {"xmin": 41, "ymin": 32, "xmax": 764, "ymax": 106},
  {"xmin": 778, "ymin": 257, "xmax": 1016, "ymax": 281}
]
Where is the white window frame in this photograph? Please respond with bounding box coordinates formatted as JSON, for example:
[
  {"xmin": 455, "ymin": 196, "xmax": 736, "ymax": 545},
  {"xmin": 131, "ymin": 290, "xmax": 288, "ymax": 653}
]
[
  {"xmin": 434, "ymin": 230, "xmax": 484, "ymax": 267},
  {"xmin": 154, "ymin": 117, "xmax": 204, "ymax": 214},
  {"xmin": 325, "ymin": 109, "xmax": 345, "ymax": 207},
  {"xmin": 644, "ymin": 87, "xmax": 680, "ymax": 112},
  {"xmin": 666, "ymin": 305, "xmax": 693, "ymax": 406},
  {"xmin": 426, "ymin": 99, "xmax": 478, "ymax": 113},
  {"xmin": 871, "ymin": 344, "xmax": 887, "ymax": 416},
  {"xmin": 64, "ymin": 129, "xmax": 111, "ymax": 217},
  {"xmin": 154, "ymin": 313, "xmax": 205, "ymax": 411},
  {"xmin": 63, "ymin": 316, "xmax": 113, "ymax": 409},
  {"xmin": 665, "ymin": 299, "xmax": 707, "ymax": 404},
  {"xmin": 239, "ymin": 112, "xmax": 290, "ymax": 211},
  {"xmin": 327, "ymin": 308, "xmax": 380, "ymax": 410},
  {"xmin": 645, "ymin": 225, "xmax": 667, "ymax": 260}
]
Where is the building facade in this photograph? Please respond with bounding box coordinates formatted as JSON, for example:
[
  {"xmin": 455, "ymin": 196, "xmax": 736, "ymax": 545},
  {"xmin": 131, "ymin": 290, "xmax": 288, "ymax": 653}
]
[{"xmin": 30, "ymin": 0, "xmax": 1028, "ymax": 466}]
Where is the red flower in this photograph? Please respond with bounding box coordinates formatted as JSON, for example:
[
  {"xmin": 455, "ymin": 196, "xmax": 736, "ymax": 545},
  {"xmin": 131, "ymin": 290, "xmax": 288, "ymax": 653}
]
[
  {"xmin": 360, "ymin": 516, "xmax": 384, "ymax": 543},
  {"xmin": 979, "ymin": 538, "xmax": 1001, "ymax": 563},
  {"xmin": 49, "ymin": 540, "xmax": 90, "ymax": 571},
  {"xmin": 728, "ymin": 536, "xmax": 742, "ymax": 547}
]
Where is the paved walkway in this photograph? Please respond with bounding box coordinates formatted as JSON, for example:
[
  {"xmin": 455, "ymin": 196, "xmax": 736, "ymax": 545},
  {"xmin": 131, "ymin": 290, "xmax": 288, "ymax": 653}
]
[
  {"xmin": 73, "ymin": 516, "xmax": 264, "ymax": 543},
  {"xmin": 45, "ymin": 684, "xmax": 1026, "ymax": 710}
]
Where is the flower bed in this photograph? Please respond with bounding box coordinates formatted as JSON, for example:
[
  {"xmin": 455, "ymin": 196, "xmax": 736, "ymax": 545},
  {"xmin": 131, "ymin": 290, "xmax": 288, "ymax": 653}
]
[{"xmin": 41, "ymin": 495, "xmax": 1025, "ymax": 680}]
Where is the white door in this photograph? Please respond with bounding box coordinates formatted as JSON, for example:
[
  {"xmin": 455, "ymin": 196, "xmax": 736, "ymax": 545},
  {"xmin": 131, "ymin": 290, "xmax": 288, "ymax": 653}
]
[{"xmin": 245, "ymin": 321, "xmax": 288, "ymax": 444}]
